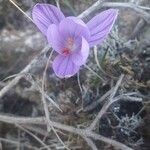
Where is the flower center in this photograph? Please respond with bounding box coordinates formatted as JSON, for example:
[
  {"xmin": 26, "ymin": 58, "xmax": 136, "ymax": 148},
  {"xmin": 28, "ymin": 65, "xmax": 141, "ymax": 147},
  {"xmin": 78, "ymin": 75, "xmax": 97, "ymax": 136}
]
[
  {"xmin": 67, "ymin": 37, "xmax": 74, "ymax": 49},
  {"xmin": 62, "ymin": 48, "xmax": 70, "ymax": 55},
  {"xmin": 62, "ymin": 37, "xmax": 74, "ymax": 56}
]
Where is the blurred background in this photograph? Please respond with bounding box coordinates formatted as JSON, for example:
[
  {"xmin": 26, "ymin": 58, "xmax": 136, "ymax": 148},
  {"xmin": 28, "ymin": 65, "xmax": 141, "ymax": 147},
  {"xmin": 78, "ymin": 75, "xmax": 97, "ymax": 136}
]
[{"xmin": 0, "ymin": 0, "xmax": 150, "ymax": 149}]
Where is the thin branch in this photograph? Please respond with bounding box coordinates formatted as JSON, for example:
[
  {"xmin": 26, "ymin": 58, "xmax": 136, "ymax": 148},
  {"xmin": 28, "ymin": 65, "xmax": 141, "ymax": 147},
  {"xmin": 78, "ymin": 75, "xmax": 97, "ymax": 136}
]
[
  {"xmin": 55, "ymin": 0, "xmax": 61, "ymax": 10},
  {"xmin": 0, "ymin": 46, "xmax": 50, "ymax": 99},
  {"xmin": 138, "ymin": 5, "xmax": 150, "ymax": 11},
  {"xmin": 23, "ymin": 125, "xmax": 48, "ymax": 136},
  {"xmin": 93, "ymin": 46, "xmax": 107, "ymax": 75},
  {"xmin": 78, "ymin": 0, "xmax": 105, "ymax": 19},
  {"xmin": 93, "ymin": 46, "xmax": 116, "ymax": 79},
  {"xmin": 79, "ymin": 1, "xmax": 150, "ymax": 23},
  {"xmin": 109, "ymin": 74, "xmax": 124, "ymax": 99},
  {"xmin": 83, "ymin": 137, "xmax": 98, "ymax": 150},
  {"xmin": 84, "ymin": 64, "xmax": 106, "ymax": 82},
  {"xmin": 102, "ymin": 2, "xmax": 150, "ymax": 24},
  {"xmin": 77, "ymin": 72, "xmax": 83, "ymax": 94},
  {"xmin": 16, "ymin": 124, "xmax": 51, "ymax": 150},
  {"xmin": 83, "ymin": 88, "xmax": 113, "ymax": 112},
  {"xmin": 25, "ymin": 74, "xmax": 62, "ymax": 111},
  {"xmin": 89, "ymin": 74, "xmax": 124, "ymax": 130},
  {"xmin": 0, "ymin": 137, "xmax": 38, "ymax": 150},
  {"xmin": 9, "ymin": 0, "xmax": 34, "ymax": 22},
  {"xmin": 41, "ymin": 50, "xmax": 54, "ymax": 132},
  {"xmin": 41, "ymin": 51, "xmax": 70, "ymax": 150},
  {"xmin": 130, "ymin": 19, "xmax": 146, "ymax": 39}
]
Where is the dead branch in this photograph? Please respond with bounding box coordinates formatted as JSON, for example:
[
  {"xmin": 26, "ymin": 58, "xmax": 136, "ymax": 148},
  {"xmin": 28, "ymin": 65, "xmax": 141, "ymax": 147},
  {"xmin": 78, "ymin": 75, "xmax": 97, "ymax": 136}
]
[
  {"xmin": 89, "ymin": 74, "xmax": 124, "ymax": 130},
  {"xmin": 83, "ymin": 88, "xmax": 113, "ymax": 112},
  {"xmin": 83, "ymin": 137, "xmax": 98, "ymax": 150},
  {"xmin": 79, "ymin": 1, "xmax": 150, "ymax": 24},
  {"xmin": 130, "ymin": 19, "xmax": 146, "ymax": 39},
  {"xmin": 102, "ymin": 2, "xmax": 150, "ymax": 24},
  {"xmin": 41, "ymin": 50, "xmax": 54, "ymax": 132},
  {"xmin": 25, "ymin": 74, "xmax": 62, "ymax": 111},
  {"xmin": 16, "ymin": 124, "xmax": 51, "ymax": 150},
  {"xmin": 0, "ymin": 137, "xmax": 38, "ymax": 150},
  {"xmin": 78, "ymin": 0, "xmax": 105, "ymax": 19},
  {"xmin": 0, "ymin": 46, "xmax": 50, "ymax": 99}
]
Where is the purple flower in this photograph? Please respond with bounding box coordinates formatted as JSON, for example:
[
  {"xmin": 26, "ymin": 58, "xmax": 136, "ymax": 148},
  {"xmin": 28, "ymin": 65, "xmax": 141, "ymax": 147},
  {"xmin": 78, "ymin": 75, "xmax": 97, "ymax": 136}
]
[{"xmin": 32, "ymin": 4, "xmax": 118, "ymax": 78}]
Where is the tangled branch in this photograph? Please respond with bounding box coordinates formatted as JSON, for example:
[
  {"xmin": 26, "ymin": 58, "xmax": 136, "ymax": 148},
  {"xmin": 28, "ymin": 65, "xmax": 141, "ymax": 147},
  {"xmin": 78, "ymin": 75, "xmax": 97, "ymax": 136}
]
[{"xmin": 0, "ymin": 114, "xmax": 133, "ymax": 150}]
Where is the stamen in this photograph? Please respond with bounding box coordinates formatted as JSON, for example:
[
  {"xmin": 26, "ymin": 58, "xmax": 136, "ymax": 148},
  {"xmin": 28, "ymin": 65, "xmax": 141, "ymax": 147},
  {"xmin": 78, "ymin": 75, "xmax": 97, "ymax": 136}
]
[
  {"xmin": 67, "ymin": 37, "xmax": 74, "ymax": 48},
  {"xmin": 62, "ymin": 37, "xmax": 74, "ymax": 55}
]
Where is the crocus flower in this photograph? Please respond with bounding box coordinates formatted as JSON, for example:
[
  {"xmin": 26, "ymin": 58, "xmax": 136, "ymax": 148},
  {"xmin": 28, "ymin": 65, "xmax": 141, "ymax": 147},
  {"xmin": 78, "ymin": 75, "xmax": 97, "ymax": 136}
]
[{"xmin": 32, "ymin": 4, "xmax": 118, "ymax": 78}]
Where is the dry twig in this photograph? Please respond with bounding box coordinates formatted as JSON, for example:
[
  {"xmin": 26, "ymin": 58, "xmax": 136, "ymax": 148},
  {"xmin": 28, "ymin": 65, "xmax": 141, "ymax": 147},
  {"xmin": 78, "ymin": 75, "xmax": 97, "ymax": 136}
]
[
  {"xmin": 89, "ymin": 74, "xmax": 124, "ymax": 130},
  {"xmin": 41, "ymin": 50, "xmax": 54, "ymax": 132},
  {"xmin": 9, "ymin": 0, "xmax": 34, "ymax": 22},
  {"xmin": 16, "ymin": 124, "xmax": 51, "ymax": 150},
  {"xmin": 0, "ymin": 137, "xmax": 38, "ymax": 150},
  {"xmin": 79, "ymin": 1, "xmax": 150, "ymax": 24},
  {"xmin": 83, "ymin": 88, "xmax": 113, "ymax": 112},
  {"xmin": 0, "ymin": 46, "xmax": 50, "ymax": 99},
  {"xmin": 41, "ymin": 50, "xmax": 70, "ymax": 149},
  {"xmin": 102, "ymin": 2, "xmax": 150, "ymax": 23},
  {"xmin": 83, "ymin": 137, "xmax": 98, "ymax": 150}
]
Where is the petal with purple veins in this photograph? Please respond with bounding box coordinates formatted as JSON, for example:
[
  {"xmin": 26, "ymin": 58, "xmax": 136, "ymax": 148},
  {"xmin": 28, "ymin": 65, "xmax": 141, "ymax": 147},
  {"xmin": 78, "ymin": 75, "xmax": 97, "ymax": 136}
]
[
  {"xmin": 52, "ymin": 55, "xmax": 80, "ymax": 78},
  {"xmin": 32, "ymin": 3, "xmax": 65, "ymax": 35},
  {"xmin": 71, "ymin": 37, "xmax": 89, "ymax": 66},
  {"xmin": 87, "ymin": 9, "xmax": 118, "ymax": 47},
  {"xmin": 47, "ymin": 24, "xmax": 64, "ymax": 54},
  {"xmin": 59, "ymin": 17, "xmax": 90, "ymax": 41}
]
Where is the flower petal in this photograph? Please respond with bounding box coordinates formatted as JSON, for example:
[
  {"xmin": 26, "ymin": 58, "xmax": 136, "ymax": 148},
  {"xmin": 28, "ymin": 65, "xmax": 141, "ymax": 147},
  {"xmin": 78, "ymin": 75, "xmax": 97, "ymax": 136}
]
[
  {"xmin": 32, "ymin": 3, "xmax": 65, "ymax": 35},
  {"xmin": 47, "ymin": 24, "xmax": 64, "ymax": 54},
  {"xmin": 71, "ymin": 37, "xmax": 89, "ymax": 66},
  {"xmin": 59, "ymin": 17, "xmax": 90, "ymax": 41},
  {"xmin": 52, "ymin": 55, "xmax": 80, "ymax": 78},
  {"xmin": 87, "ymin": 9, "xmax": 118, "ymax": 47}
]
